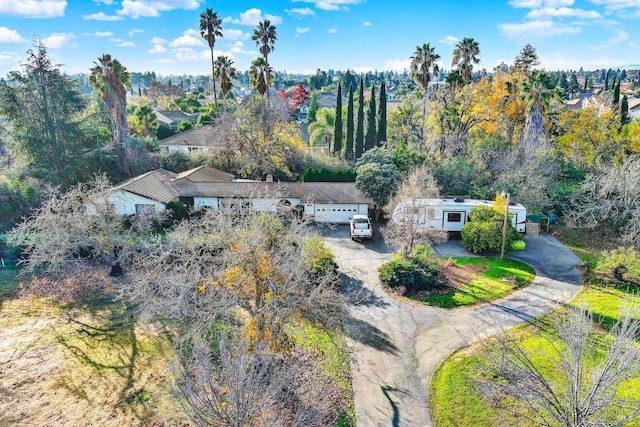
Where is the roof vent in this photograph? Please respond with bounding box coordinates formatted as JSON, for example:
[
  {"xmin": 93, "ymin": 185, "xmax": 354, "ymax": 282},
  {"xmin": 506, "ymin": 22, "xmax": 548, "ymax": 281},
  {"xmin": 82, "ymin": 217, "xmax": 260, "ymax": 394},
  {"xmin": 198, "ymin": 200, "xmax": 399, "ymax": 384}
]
[
  {"xmin": 266, "ymin": 173, "xmax": 273, "ymax": 182},
  {"xmin": 454, "ymin": 197, "xmax": 465, "ymax": 202}
]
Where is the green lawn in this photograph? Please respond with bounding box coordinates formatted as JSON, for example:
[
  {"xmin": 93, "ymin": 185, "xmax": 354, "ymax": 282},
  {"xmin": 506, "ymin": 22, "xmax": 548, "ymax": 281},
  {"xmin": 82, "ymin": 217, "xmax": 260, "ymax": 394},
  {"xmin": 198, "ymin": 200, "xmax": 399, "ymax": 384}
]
[
  {"xmin": 421, "ymin": 257, "xmax": 535, "ymax": 308},
  {"xmin": 429, "ymin": 285, "xmax": 640, "ymax": 427}
]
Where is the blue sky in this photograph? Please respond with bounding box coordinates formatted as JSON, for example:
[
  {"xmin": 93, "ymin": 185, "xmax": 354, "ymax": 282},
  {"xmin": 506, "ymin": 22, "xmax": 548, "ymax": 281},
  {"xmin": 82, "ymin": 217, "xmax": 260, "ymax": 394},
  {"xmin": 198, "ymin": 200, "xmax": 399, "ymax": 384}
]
[{"xmin": 1, "ymin": 0, "xmax": 639, "ymax": 77}]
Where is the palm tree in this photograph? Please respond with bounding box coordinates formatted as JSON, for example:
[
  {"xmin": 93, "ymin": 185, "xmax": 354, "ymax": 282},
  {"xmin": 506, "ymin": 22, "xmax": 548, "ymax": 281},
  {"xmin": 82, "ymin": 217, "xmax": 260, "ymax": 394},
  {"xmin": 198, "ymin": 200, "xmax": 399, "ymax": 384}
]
[
  {"xmin": 410, "ymin": 43, "xmax": 440, "ymax": 137},
  {"xmin": 199, "ymin": 8, "xmax": 223, "ymax": 104},
  {"xmin": 308, "ymin": 108, "xmax": 336, "ymax": 155},
  {"xmin": 249, "ymin": 57, "xmax": 273, "ymax": 98},
  {"xmin": 132, "ymin": 104, "xmax": 158, "ymax": 137},
  {"xmin": 89, "ymin": 54, "xmax": 131, "ymax": 148},
  {"xmin": 451, "ymin": 37, "xmax": 480, "ymax": 84},
  {"xmin": 251, "ymin": 20, "xmax": 277, "ymax": 100},
  {"xmin": 214, "ymin": 55, "xmax": 237, "ymax": 100},
  {"xmin": 520, "ymin": 70, "xmax": 556, "ymax": 150}
]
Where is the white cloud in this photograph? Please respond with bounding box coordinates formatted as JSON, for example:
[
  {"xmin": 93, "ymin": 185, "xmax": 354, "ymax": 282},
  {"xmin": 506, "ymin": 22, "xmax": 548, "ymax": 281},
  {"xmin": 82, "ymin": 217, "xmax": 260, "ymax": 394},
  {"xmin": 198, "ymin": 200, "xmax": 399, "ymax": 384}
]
[
  {"xmin": 117, "ymin": 0, "xmax": 201, "ymax": 19},
  {"xmin": 498, "ymin": 20, "xmax": 581, "ymax": 38},
  {"xmin": 285, "ymin": 7, "xmax": 316, "ymax": 17},
  {"xmin": 155, "ymin": 58, "xmax": 175, "ymax": 64},
  {"xmin": 509, "ymin": 0, "xmax": 541, "ymax": 8},
  {"xmin": 544, "ymin": 0, "xmax": 574, "ymax": 6},
  {"xmin": 118, "ymin": 41, "xmax": 135, "ymax": 47},
  {"xmin": 169, "ymin": 32, "xmax": 203, "ymax": 47},
  {"xmin": 0, "ymin": 27, "xmax": 27, "ymax": 43},
  {"xmin": 229, "ymin": 41, "xmax": 254, "ymax": 56},
  {"xmin": 0, "ymin": 0, "xmax": 66, "ymax": 18},
  {"xmin": 175, "ymin": 48, "xmax": 209, "ymax": 61},
  {"xmin": 93, "ymin": 0, "xmax": 114, "ymax": 4},
  {"xmin": 84, "ymin": 31, "xmax": 113, "ymax": 37},
  {"xmin": 352, "ymin": 66, "xmax": 374, "ymax": 73},
  {"xmin": 382, "ymin": 58, "xmax": 412, "ymax": 72},
  {"xmin": 228, "ymin": 8, "xmax": 283, "ymax": 26},
  {"xmin": 148, "ymin": 44, "xmax": 167, "ymax": 53},
  {"xmin": 292, "ymin": 0, "xmax": 364, "ymax": 11},
  {"xmin": 440, "ymin": 35, "xmax": 459, "ymax": 45},
  {"xmin": 363, "ymin": 21, "xmax": 372, "ymax": 26},
  {"xmin": 0, "ymin": 51, "xmax": 20, "ymax": 62},
  {"xmin": 296, "ymin": 27, "xmax": 311, "ymax": 35},
  {"xmin": 540, "ymin": 51, "xmax": 625, "ymax": 69},
  {"xmin": 327, "ymin": 28, "xmax": 338, "ymax": 33},
  {"xmin": 42, "ymin": 32, "xmax": 76, "ymax": 49},
  {"xmin": 224, "ymin": 29, "xmax": 249, "ymax": 41},
  {"xmin": 526, "ymin": 7, "xmax": 601, "ymax": 19},
  {"xmin": 589, "ymin": 0, "xmax": 640, "ymax": 12},
  {"xmin": 83, "ymin": 12, "xmax": 124, "ymax": 21},
  {"xmin": 183, "ymin": 28, "xmax": 199, "ymax": 37},
  {"xmin": 109, "ymin": 37, "xmax": 124, "ymax": 43},
  {"xmin": 151, "ymin": 36, "xmax": 167, "ymax": 44},
  {"xmin": 589, "ymin": 29, "xmax": 629, "ymax": 50},
  {"xmin": 128, "ymin": 29, "xmax": 144, "ymax": 36}
]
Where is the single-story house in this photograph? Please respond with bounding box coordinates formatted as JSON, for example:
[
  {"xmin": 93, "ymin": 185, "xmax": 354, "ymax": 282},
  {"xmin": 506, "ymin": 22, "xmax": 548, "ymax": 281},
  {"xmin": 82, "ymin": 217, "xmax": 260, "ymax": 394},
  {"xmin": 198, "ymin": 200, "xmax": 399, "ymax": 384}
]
[
  {"xmin": 159, "ymin": 126, "xmax": 228, "ymax": 154},
  {"xmin": 156, "ymin": 110, "xmax": 200, "ymax": 131},
  {"xmin": 106, "ymin": 166, "xmax": 370, "ymax": 224}
]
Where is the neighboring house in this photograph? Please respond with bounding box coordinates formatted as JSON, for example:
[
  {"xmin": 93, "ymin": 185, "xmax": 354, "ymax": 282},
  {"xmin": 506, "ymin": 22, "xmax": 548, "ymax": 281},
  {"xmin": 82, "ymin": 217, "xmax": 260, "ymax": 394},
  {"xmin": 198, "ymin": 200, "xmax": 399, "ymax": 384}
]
[
  {"xmin": 106, "ymin": 166, "xmax": 370, "ymax": 224},
  {"xmin": 297, "ymin": 92, "xmax": 343, "ymax": 123},
  {"xmin": 628, "ymin": 97, "xmax": 640, "ymax": 118},
  {"xmin": 159, "ymin": 126, "xmax": 227, "ymax": 154},
  {"xmin": 566, "ymin": 92, "xmax": 595, "ymax": 111},
  {"xmin": 156, "ymin": 110, "xmax": 200, "ymax": 131}
]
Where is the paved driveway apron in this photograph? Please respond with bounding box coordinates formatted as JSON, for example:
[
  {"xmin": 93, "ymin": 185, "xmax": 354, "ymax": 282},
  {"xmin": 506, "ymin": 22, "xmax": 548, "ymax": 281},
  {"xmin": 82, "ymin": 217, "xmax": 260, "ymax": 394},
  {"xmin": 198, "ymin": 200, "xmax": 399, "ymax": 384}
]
[{"xmin": 320, "ymin": 226, "xmax": 582, "ymax": 427}]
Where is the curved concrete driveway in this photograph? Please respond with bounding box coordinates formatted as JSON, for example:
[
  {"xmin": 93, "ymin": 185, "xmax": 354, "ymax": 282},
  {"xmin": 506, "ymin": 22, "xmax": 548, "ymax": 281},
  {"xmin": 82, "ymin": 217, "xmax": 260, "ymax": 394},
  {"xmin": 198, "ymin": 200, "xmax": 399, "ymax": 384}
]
[{"xmin": 319, "ymin": 225, "xmax": 582, "ymax": 427}]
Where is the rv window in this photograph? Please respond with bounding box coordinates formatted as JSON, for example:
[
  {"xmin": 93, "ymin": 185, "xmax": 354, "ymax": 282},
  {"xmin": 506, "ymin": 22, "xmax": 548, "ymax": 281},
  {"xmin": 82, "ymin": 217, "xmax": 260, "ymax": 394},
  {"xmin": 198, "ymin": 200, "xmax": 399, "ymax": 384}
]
[{"xmin": 447, "ymin": 212, "xmax": 462, "ymax": 222}]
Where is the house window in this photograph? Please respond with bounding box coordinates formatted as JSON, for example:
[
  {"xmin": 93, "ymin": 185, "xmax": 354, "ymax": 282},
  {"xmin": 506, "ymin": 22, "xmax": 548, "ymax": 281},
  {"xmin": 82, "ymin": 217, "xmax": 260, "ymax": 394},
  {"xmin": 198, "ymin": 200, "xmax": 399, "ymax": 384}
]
[
  {"xmin": 135, "ymin": 204, "xmax": 156, "ymax": 215},
  {"xmin": 447, "ymin": 212, "xmax": 462, "ymax": 222}
]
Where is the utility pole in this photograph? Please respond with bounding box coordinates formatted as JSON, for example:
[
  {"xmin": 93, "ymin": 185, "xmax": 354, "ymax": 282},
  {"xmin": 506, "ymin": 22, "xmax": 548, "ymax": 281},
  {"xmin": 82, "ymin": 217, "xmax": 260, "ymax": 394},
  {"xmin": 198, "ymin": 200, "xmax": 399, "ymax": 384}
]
[{"xmin": 500, "ymin": 192, "xmax": 510, "ymax": 260}]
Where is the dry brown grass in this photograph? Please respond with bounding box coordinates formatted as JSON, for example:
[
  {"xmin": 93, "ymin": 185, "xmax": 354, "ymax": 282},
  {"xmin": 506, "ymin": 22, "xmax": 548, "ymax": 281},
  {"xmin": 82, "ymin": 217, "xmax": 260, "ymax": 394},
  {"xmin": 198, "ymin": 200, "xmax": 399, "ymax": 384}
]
[{"xmin": 0, "ymin": 285, "xmax": 191, "ymax": 426}]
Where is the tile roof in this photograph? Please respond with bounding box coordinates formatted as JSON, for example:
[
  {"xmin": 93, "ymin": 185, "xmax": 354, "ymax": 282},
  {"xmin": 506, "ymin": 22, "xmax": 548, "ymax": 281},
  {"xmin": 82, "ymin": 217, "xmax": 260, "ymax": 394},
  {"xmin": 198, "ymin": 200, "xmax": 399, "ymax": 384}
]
[
  {"xmin": 159, "ymin": 126, "xmax": 217, "ymax": 148},
  {"xmin": 176, "ymin": 165, "xmax": 234, "ymax": 182},
  {"xmin": 113, "ymin": 169, "xmax": 179, "ymax": 203}
]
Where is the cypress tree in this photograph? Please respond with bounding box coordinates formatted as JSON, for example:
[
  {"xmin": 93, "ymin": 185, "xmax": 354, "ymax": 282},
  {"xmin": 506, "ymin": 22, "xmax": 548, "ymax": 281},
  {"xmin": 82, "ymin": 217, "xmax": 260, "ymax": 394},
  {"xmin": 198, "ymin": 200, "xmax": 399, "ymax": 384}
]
[
  {"xmin": 345, "ymin": 84, "xmax": 354, "ymax": 161},
  {"xmin": 613, "ymin": 76, "xmax": 620, "ymax": 105},
  {"xmin": 377, "ymin": 81, "xmax": 387, "ymax": 146},
  {"xmin": 355, "ymin": 77, "xmax": 364, "ymax": 159},
  {"xmin": 333, "ymin": 82, "xmax": 343, "ymax": 155},
  {"xmin": 605, "ymin": 69, "xmax": 611, "ymax": 91},
  {"xmin": 621, "ymin": 94, "xmax": 630, "ymax": 127},
  {"xmin": 364, "ymin": 84, "xmax": 376, "ymax": 151}
]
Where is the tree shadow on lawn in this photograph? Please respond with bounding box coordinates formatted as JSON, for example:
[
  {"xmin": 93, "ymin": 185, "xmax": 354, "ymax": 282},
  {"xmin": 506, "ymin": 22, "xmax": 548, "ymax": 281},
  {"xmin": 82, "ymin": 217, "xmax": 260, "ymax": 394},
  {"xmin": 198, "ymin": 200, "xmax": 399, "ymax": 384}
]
[{"xmin": 53, "ymin": 300, "xmax": 165, "ymax": 421}]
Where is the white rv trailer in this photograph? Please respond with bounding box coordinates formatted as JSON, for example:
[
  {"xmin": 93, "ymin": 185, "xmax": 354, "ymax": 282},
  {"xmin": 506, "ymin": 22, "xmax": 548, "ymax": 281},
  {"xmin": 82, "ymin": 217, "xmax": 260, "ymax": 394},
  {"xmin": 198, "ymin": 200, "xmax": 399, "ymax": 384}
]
[{"xmin": 392, "ymin": 198, "xmax": 527, "ymax": 233}]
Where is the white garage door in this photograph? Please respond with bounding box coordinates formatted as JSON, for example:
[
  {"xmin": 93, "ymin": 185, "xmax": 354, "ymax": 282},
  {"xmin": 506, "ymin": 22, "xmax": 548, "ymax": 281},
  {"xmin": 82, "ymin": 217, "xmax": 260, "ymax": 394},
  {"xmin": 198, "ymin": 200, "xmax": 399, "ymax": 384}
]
[{"xmin": 314, "ymin": 204, "xmax": 361, "ymax": 224}]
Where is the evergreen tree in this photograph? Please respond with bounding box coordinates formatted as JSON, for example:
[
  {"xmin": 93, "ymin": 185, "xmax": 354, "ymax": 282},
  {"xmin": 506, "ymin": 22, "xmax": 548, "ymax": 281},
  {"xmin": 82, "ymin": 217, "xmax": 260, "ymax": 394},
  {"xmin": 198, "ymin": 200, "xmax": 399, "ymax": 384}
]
[
  {"xmin": 513, "ymin": 44, "xmax": 539, "ymax": 74},
  {"xmin": 355, "ymin": 77, "xmax": 364, "ymax": 159},
  {"xmin": 345, "ymin": 84, "xmax": 355, "ymax": 161},
  {"xmin": 377, "ymin": 81, "xmax": 387, "ymax": 145},
  {"xmin": 364, "ymin": 84, "xmax": 377, "ymax": 151},
  {"xmin": 333, "ymin": 82, "xmax": 343, "ymax": 155},
  {"xmin": 583, "ymin": 75, "xmax": 588, "ymax": 91},
  {"xmin": 613, "ymin": 77, "xmax": 621, "ymax": 105},
  {"xmin": 621, "ymin": 94, "xmax": 630, "ymax": 128},
  {"xmin": 308, "ymin": 90, "xmax": 319, "ymax": 122},
  {"xmin": 605, "ymin": 69, "xmax": 611, "ymax": 91}
]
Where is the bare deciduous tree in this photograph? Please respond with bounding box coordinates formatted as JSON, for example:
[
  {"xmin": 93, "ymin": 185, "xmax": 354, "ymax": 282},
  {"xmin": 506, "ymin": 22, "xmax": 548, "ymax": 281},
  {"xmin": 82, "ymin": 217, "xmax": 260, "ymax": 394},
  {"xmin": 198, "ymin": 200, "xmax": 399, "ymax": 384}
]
[
  {"xmin": 567, "ymin": 156, "xmax": 640, "ymax": 249},
  {"xmin": 176, "ymin": 331, "xmax": 344, "ymax": 427},
  {"xmin": 480, "ymin": 304, "xmax": 640, "ymax": 427},
  {"xmin": 382, "ymin": 165, "xmax": 448, "ymax": 255},
  {"xmin": 8, "ymin": 175, "xmax": 160, "ymax": 275}
]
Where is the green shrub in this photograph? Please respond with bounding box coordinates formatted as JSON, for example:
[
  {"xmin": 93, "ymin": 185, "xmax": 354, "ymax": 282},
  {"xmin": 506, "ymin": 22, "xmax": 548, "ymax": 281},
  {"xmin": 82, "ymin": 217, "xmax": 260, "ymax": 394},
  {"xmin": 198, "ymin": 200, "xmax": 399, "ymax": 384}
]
[
  {"xmin": 595, "ymin": 247, "xmax": 640, "ymax": 285},
  {"xmin": 461, "ymin": 207, "xmax": 521, "ymax": 254},
  {"xmin": 298, "ymin": 168, "xmax": 357, "ymax": 182},
  {"xmin": 379, "ymin": 246, "xmax": 441, "ymax": 294}
]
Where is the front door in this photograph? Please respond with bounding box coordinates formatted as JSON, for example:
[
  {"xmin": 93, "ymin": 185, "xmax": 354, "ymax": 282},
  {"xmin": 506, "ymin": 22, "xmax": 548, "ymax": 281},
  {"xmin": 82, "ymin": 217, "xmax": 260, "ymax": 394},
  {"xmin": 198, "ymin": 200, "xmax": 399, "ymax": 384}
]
[{"xmin": 443, "ymin": 211, "xmax": 466, "ymax": 231}]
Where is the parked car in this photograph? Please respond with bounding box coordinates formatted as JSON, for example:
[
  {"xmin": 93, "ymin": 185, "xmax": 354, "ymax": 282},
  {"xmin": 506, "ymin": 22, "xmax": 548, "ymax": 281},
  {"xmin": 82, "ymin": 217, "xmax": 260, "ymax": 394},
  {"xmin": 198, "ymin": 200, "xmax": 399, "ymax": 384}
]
[{"xmin": 350, "ymin": 215, "xmax": 373, "ymax": 241}]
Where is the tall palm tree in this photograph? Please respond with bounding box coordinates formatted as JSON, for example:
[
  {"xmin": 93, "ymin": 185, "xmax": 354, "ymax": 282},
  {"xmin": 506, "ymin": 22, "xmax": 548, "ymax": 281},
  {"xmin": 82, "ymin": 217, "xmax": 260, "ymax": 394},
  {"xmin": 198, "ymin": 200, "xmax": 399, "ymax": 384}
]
[
  {"xmin": 214, "ymin": 55, "xmax": 237, "ymax": 100},
  {"xmin": 251, "ymin": 20, "xmax": 277, "ymax": 101},
  {"xmin": 451, "ymin": 37, "xmax": 480, "ymax": 84},
  {"xmin": 89, "ymin": 54, "xmax": 131, "ymax": 148},
  {"xmin": 410, "ymin": 43, "xmax": 440, "ymax": 136},
  {"xmin": 308, "ymin": 108, "xmax": 336, "ymax": 155},
  {"xmin": 520, "ymin": 70, "xmax": 556, "ymax": 150},
  {"xmin": 249, "ymin": 57, "xmax": 273, "ymax": 99},
  {"xmin": 199, "ymin": 8, "xmax": 223, "ymax": 104}
]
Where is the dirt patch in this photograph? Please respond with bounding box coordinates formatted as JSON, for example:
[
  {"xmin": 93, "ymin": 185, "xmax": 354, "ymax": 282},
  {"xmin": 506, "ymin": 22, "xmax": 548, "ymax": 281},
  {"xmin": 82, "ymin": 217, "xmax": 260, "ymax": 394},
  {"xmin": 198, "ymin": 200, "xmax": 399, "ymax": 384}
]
[{"xmin": 405, "ymin": 261, "xmax": 486, "ymax": 300}]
